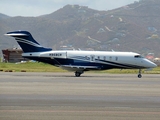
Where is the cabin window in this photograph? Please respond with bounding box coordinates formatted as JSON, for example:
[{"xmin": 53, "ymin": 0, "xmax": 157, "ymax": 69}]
[
  {"xmin": 90, "ymin": 55, "xmax": 95, "ymax": 62},
  {"xmin": 109, "ymin": 56, "xmax": 112, "ymax": 61},
  {"xmin": 115, "ymin": 57, "xmax": 118, "ymax": 61}
]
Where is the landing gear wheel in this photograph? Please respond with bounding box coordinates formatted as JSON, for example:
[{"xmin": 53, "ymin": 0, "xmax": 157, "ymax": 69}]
[
  {"xmin": 138, "ymin": 74, "xmax": 142, "ymax": 78},
  {"xmin": 138, "ymin": 69, "xmax": 142, "ymax": 78},
  {"xmin": 75, "ymin": 72, "xmax": 81, "ymax": 77}
]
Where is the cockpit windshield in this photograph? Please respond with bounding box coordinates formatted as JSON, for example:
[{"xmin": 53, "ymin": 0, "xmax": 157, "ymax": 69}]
[{"xmin": 134, "ymin": 55, "xmax": 143, "ymax": 58}]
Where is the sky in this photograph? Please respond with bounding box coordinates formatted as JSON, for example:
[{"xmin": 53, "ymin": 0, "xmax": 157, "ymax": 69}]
[{"xmin": 0, "ymin": 0, "xmax": 139, "ymax": 17}]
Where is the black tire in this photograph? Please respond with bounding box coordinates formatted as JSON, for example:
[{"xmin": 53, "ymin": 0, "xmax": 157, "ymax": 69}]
[
  {"xmin": 75, "ymin": 72, "xmax": 81, "ymax": 77},
  {"xmin": 138, "ymin": 74, "xmax": 142, "ymax": 78}
]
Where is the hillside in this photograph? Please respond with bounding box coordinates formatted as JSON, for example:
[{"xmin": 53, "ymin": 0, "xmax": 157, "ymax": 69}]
[
  {"xmin": 0, "ymin": 0, "xmax": 160, "ymax": 57},
  {"xmin": 0, "ymin": 13, "xmax": 10, "ymax": 19}
]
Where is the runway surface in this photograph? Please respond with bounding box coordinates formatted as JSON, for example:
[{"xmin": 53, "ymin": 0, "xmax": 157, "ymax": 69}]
[{"xmin": 0, "ymin": 72, "xmax": 160, "ymax": 120}]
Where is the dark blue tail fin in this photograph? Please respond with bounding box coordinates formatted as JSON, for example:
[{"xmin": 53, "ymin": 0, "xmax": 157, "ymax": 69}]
[{"xmin": 5, "ymin": 31, "xmax": 52, "ymax": 53}]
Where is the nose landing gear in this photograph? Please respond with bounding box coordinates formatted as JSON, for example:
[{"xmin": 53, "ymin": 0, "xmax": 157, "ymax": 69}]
[{"xmin": 138, "ymin": 69, "xmax": 142, "ymax": 78}]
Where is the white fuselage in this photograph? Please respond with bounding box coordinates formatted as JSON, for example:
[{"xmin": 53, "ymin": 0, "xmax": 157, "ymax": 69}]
[{"xmin": 22, "ymin": 50, "xmax": 157, "ymax": 70}]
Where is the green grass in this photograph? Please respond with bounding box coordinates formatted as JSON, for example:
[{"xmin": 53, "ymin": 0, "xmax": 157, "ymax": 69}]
[
  {"xmin": 0, "ymin": 62, "xmax": 160, "ymax": 74},
  {"xmin": 0, "ymin": 62, "xmax": 66, "ymax": 72}
]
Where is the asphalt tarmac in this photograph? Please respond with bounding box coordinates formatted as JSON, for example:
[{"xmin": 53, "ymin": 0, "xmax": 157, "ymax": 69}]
[{"xmin": 0, "ymin": 72, "xmax": 160, "ymax": 120}]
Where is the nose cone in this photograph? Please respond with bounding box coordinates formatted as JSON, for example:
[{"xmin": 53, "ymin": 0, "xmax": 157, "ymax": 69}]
[
  {"xmin": 149, "ymin": 62, "xmax": 157, "ymax": 68},
  {"xmin": 144, "ymin": 59, "xmax": 157, "ymax": 68}
]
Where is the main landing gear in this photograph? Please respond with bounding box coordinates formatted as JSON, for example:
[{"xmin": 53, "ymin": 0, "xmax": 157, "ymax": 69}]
[
  {"xmin": 75, "ymin": 71, "xmax": 83, "ymax": 77},
  {"xmin": 138, "ymin": 69, "xmax": 142, "ymax": 78}
]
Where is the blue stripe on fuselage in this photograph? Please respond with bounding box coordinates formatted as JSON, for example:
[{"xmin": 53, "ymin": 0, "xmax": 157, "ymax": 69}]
[{"xmin": 23, "ymin": 56, "xmax": 143, "ymax": 70}]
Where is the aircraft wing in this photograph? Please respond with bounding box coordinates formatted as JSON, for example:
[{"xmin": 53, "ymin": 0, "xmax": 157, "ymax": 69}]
[{"xmin": 60, "ymin": 65, "xmax": 99, "ymax": 72}]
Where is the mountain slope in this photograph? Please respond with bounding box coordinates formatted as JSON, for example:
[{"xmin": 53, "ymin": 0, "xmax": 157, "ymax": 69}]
[
  {"xmin": 0, "ymin": 13, "xmax": 10, "ymax": 19},
  {"xmin": 0, "ymin": 1, "xmax": 160, "ymax": 56}
]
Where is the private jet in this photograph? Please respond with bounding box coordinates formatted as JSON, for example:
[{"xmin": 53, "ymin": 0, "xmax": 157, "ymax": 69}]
[{"xmin": 5, "ymin": 31, "xmax": 157, "ymax": 78}]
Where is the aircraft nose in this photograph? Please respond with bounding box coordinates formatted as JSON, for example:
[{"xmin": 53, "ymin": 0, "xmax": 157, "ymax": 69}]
[
  {"xmin": 144, "ymin": 59, "xmax": 157, "ymax": 68},
  {"xmin": 150, "ymin": 62, "xmax": 157, "ymax": 68}
]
